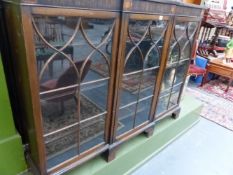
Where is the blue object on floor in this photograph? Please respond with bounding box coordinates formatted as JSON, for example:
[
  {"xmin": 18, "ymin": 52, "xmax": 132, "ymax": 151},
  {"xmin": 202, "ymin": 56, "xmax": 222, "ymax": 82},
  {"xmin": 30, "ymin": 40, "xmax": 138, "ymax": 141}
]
[
  {"xmin": 191, "ymin": 56, "xmax": 208, "ymax": 84},
  {"xmin": 208, "ymin": 72, "xmax": 214, "ymax": 80}
]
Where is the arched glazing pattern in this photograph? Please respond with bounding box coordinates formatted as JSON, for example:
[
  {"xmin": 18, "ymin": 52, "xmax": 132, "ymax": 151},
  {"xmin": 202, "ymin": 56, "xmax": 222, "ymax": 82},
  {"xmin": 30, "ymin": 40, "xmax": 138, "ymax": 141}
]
[
  {"xmin": 156, "ymin": 21, "xmax": 198, "ymax": 116},
  {"xmin": 32, "ymin": 15, "xmax": 115, "ymax": 169},
  {"xmin": 117, "ymin": 19, "xmax": 168, "ymax": 136}
]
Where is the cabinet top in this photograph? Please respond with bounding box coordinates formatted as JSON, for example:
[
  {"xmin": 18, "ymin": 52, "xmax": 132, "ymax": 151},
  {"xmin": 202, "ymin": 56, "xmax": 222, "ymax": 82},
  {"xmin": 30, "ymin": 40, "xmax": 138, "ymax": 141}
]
[{"xmin": 4, "ymin": 0, "xmax": 204, "ymax": 17}]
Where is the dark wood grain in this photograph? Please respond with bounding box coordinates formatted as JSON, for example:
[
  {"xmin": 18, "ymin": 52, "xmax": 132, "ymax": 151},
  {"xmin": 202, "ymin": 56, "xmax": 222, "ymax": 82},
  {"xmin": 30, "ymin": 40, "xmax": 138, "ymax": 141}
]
[{"xmin": 1, "ymin": 0, "xmax": 204, "ymax": 174}]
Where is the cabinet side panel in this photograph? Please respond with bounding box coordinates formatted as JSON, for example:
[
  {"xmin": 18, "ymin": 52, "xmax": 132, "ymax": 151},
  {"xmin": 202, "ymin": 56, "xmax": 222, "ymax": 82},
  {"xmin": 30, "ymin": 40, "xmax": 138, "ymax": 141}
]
[{"xmin": 2, "ymin": 3, "xmax": 45, "ymax": 173}]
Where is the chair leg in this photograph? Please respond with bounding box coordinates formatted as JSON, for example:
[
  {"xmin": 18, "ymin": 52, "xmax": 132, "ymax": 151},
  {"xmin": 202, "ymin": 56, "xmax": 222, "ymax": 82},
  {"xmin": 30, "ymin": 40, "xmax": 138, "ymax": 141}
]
[
  {"xmin": 199, "ymin": 74, "xmax": 204, "ymax": 87},
  {"xmin": 225, "ymin": 78, "xmax": 232, "ymax": 93},
  {"xmin": 201, "ymin": 71, "xmax": 208, "ymax": 87}
]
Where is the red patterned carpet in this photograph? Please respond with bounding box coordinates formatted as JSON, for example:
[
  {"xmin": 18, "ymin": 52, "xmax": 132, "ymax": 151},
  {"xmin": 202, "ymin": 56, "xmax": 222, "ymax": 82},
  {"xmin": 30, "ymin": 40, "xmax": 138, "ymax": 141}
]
[
  {"xmin": 186, "ymin": 79, "xmax": 233, "ymax": 131},
  {"xmin": 199, "ymin": 79, "xmax": 233, "ymax": 102}
]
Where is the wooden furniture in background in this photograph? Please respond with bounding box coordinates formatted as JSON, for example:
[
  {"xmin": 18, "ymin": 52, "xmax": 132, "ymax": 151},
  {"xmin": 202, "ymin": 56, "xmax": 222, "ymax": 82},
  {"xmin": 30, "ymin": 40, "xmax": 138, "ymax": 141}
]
[
  {"xmin": 183, "ymin": 0, "xmax": 201, "ymax": 5},
  {"xmin": 203, "ymin": 58, "xmax": 233, "ymax": 92},
  {"xmin": 1, "ymin": 0, "xmax": 204, "ymax": 174}
]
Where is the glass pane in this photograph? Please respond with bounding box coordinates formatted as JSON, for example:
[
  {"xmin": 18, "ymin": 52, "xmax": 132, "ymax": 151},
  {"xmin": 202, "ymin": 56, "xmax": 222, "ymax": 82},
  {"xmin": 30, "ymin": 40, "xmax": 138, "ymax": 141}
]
[
  {"xmin": 117, "ymin": 19, "xmax": 167, "ymax": 136},
  {"xmin": 139, "ymin": 69, "xmax": 158, "ymax": 99},
  {"xmin": 156, "ymin": 20, "xmax": 197, "ymax": 118},
  {"xmin": 174, "ymin": 61, "xmax": 189, "ymax": 85},
  {"xmin": 80, "ymin": 115, "xmax": 105, "ymax": 153},
  {"xmin": 125, "ymin": 20, "xmax": 167, "ymax": 73},
  {"xmin": 46, "ymin": 126, "xmax": 79, "ymax": 169},
  {"xmin": 172, "ymin": 84, "xmax": 183, "ymax": 93},
  {"xmin": 159, "ymin": 88, "xmax": 171, "ymax": 97},
  {"xmin": 155, "ymin": 95, "xmax": 169, "ymax": 116},
  {"xmin": 33, "ymin": 16, "xmax": 76, "ymax": 46},
  {"xmin": 34, "ymin": 16, "xmax": 114, "ymax": 87},
  {"xmin": 83, "ymin": 51, "xmax": 109, "ymax": 83},
  {"xmin": 39, "ymin": 59, "xmax": 84, "ymax": 89},
  {"xmin": 41, "ymin": 91, "xmax": 78, "ymax": 135},
  {"xmin": 175, "ymin": 22, "xmax": 188, "ymax": 46},
  {"xmin": 169, "ymin": 92, "xmax": 179, "ymax": 109},
  {"xmin": 169, "ymin": 44, "xmax": 180, "ymax": 64},
  {"xmin": 188, "ymin": 22, "xmax": 198, "ymax": 40},
  {"xmin": 33, "ymin": 15, "xmax": 115, "ymax": 169},
  {"xmin": 168, "ymin": 84, "xmax": 182, "ymax": 108},
  {"xmin": 176, "ymin": 22, "xmax": 191, "ymax": 60},
  {"xmin": 117, "ymin": 104, "xmax": 136, "ymax": 136},
  {"xmin": 81, "ymin": 80, "xmax": 108, "ymax": 113},
  {"xmin": 120, "ymin": 72, "xmax": 141, "ymax": 107},
  {"xmin": 135, "ymin": 97, "xmax": 153, "ymax": 126},
  {"xmin": 181, "ymin": 43, "xmax": 191, "ymax": 60},
  {"xmin": 161, "ymin": 66, "xmax": 176, "ymax": 92},
  {"xmin": 125, "ymin": 47, "xmax": 143, "ymax": 73},
  {"xmin": 168, "ymin": 85, "xmax": 182, "ymax": 109},
  {"xmin": 45, "ymin": 115, "xmax": 106, "ymax": 168},
  {"xmin": 144, "ymin": 48, "xmax": 160, "ymax": 69},
  {"xmin": 77, "ymin": 18, "xmax": 113, "ymax": 83}
]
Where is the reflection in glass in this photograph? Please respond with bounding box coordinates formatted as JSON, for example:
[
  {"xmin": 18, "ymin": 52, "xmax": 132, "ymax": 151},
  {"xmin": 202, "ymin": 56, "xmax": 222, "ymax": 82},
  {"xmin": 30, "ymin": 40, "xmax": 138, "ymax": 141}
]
[
  {"xmin": 156, "ymin": 21, "xmax": 198, "ymax": 118},
  {"xmin": 181, "ymin": 44, "xmax": 191, "ymax": 60},
  {"xmin": 120, "ymin": 69, "xmax": 158, "ymax": 107},
  {"xmin": 174, "ymin": 61, "xmax": 189, "ymax": 85},
  {"xmin": 125, "ymin": 48, "xmax": 143, "ymax": 73},
  {"xmin": 135, "ymin": 97, "xmax": 152, "ymax": 126},
  {"xmin": 169, "ymin": 22, "xmax": 190, "ymax": 63},
  {"xmin": 161, "ymin": 67, "xmax": 176, "ymax": 92},
  {"xmin": 80, "ymin": 115, "xmax": 105, "ymax": 153},
  {"xmin": 144, "ymin": 48, "xmax": 160, "ymax": 69},
  {"xmin": 188, "ymin": 22, "xmax": 198, "ymax": 40},
  {"xmin": 120, "ymin": 72, "xmax": 141, "ymax": 107},
  {"xmin": 169, "ymin": 92, "xmax": 179, "ymax": 108},
  {"xmin": 139, "ymin": 70, "xmax": 158, "ymax": 99},
  {"xmin": 172, "ymin": 84, "xmax": 182, "ymax": 93},
  {"xmin": 117, "ymin": 104, "xmax": 136, "ymax": 136},
  {"xmin": 33, "ymin": 15, "xmax": 115, "ymax": 169},
  {"xmin": 80, "ymin": 80, "xmax": 108, "ymax": 113},
  {"xmin": 45, "ymin": 115, "xmax": 105, "ymax": 169},
  {"xmin": 156, "ymin": 95, "xmax": 169, "ymax": 116},
  {"xmin": 169, "ymin": 44, "xmax": 180, "ymax": 64},
  {"xmin": 45, "ymin": 126, "xmax": 79, "ymax": 169},
  {"xmin": 124, "ymin": 20, "xmax": 166, "ymax": 73},
  {"xmin": 117, "ymin": 19, "xmax": 167, "ymax": 136}
]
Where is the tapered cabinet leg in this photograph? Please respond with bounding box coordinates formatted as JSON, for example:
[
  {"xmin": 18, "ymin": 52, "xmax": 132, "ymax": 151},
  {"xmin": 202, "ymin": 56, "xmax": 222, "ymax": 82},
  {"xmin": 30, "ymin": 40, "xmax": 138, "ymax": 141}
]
[
  {"xmin": 144, "ymin": 126, "xmax": 155, "ymax": 138},
  {"xmin": 106, "ymin": 146, "xmax": 119, "ymax": 162},
  {"xmin": 171, "ymin": 107, "xmax": 181, "ymax": 119}
]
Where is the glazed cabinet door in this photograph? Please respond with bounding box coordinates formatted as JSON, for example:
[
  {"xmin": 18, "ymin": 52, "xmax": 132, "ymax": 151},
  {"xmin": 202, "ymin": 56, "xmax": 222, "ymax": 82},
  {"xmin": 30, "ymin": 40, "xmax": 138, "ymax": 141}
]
[
  {"xmin": 114, "ymin": 14, "xmax": 171, "ymax": 139},
  {"xmin": 155, "ymin": 17, "xmax": 200, "ymax": 118},
  {"xmin": 23, "ymin": 7, "xmax": 120, "ymax": 173}
]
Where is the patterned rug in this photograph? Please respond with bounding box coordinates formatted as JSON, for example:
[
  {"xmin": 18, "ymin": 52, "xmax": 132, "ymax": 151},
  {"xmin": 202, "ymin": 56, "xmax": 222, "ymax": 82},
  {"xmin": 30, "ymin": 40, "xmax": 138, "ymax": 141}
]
[
  {"xmin": 186, "ymin": 85, "xmax": 233, "ymax": 131},
  {"xmin": 199, "ymin": 78, "xmax": 233, "ymax": 102},
  {"xmin": 91, "ymin": 63, "xmax": 155, "ymax": 94},
  {"xmin": 41, "ymin": 95, "xmax": 107, "ymax": 157}
]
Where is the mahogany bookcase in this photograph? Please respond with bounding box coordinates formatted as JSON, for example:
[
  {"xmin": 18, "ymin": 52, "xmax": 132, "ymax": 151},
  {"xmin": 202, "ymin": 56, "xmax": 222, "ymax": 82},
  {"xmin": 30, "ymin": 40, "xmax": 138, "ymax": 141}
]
[{"xmin": 1, "ymin": 0, "xmax": 204, "ymax": 174}]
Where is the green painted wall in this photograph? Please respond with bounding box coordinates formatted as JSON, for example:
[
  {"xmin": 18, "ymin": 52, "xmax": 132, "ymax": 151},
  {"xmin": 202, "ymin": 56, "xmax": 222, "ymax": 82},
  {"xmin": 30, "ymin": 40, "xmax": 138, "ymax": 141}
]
[{"xmin": 0, "ymin": 55, "xmax": 27, "ymax": 175}]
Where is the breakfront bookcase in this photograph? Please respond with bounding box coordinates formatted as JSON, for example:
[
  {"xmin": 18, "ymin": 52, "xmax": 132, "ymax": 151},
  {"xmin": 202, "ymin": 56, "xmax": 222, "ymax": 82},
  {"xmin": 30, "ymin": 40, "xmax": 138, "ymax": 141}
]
[{"xmin": 1, "ymin": 0, "xmax": 204, "ymax": 174}]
